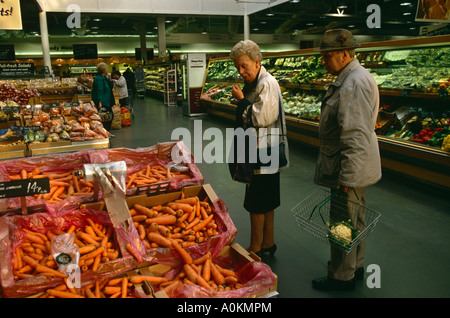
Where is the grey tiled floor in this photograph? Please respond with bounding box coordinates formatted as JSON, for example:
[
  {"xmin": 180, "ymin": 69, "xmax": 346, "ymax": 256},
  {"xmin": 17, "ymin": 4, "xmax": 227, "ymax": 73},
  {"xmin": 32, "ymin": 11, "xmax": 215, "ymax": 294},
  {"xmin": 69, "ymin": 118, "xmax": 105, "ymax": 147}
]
[{"xmin": 110, "ymin": 96, "xmax": 450, "ymax": 298}]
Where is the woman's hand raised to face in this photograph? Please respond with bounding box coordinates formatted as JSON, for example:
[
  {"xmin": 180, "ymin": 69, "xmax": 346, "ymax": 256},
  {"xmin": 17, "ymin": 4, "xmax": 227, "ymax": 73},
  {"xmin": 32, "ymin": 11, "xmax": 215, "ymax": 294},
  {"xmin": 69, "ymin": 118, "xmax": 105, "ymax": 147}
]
[{"xmin": 232, "ymin": 84, "xmax": 244, "ymax": 101}]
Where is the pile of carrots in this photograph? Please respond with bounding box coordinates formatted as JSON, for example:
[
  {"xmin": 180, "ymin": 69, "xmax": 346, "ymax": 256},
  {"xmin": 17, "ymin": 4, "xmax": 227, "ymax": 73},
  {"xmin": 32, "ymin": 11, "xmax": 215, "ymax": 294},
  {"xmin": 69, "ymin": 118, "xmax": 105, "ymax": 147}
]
[
  {"xmin": 12, "ymin": 217, "xmax": 120, "ymax": 281},
  {"xmin": 39, "ymin": 276, "xmax": 137, "ymax": 298},
  {"xmin": 133, "ymin": 247, "xmax": 244, "ymax": 296},
  {"xmin": 8, "ymin": 168, "xmax": 94, "ymax": 204},
  {"xmin": 126, "ymin": 164, "xmax": 192, "ymax": 189},
  {"xmin": 130, "ymin": 195, "xmax": 219, "ymax": 250}
]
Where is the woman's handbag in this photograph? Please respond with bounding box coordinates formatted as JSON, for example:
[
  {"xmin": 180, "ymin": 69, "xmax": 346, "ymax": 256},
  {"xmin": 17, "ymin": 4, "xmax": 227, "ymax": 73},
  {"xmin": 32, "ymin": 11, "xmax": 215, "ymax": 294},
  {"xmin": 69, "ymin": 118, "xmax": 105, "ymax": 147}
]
[
  {"xmin": 228, "ymin": 96, "xmax": 288, "ymax": 183},
  {"xmin": 228, "ymin": 132, "xmax": 256, "ymax": 184}
]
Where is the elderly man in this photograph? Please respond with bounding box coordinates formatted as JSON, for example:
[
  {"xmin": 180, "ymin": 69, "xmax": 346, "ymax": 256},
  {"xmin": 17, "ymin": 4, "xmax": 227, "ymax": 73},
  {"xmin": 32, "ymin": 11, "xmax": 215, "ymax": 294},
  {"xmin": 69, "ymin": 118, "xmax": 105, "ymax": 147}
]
[{"xmin": 312, "ymin": 29, "xmax": 382, "ymax": 291}]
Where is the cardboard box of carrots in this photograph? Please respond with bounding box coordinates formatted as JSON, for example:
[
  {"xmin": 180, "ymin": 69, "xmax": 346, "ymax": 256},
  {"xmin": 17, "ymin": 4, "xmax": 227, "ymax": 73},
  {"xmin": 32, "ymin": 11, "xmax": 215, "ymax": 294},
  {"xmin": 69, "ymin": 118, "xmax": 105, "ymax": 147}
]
[
  {"xmin": 23, "ymin": 243, "xmax": 277, "ymax": 298},
  {"xmin": 82, "ymin": 184, "xmax": 238, "ymax": 268}
]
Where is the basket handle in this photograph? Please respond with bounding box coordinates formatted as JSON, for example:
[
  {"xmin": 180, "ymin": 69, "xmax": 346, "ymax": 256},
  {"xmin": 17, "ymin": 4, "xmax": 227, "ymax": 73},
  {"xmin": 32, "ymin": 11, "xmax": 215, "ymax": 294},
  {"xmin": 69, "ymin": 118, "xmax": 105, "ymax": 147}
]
[{"xmin": 308, "ymin": 188, "xmax": 343, "ymax": 223}]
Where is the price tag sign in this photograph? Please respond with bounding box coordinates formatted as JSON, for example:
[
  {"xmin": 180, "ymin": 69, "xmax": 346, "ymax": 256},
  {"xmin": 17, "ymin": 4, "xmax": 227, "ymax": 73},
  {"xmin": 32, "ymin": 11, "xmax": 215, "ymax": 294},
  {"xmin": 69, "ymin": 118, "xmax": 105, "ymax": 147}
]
[{"xmin": 0, "ymin": 178, "xmax": 50, "ymax": 199}]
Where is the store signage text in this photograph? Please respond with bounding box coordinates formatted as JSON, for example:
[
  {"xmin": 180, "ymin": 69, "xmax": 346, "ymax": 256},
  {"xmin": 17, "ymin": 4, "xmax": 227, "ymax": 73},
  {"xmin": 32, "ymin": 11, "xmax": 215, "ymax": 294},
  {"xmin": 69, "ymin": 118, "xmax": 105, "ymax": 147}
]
[{"xmin": 0, "ymin": 0, "xmax": 22, "ymax": 30}]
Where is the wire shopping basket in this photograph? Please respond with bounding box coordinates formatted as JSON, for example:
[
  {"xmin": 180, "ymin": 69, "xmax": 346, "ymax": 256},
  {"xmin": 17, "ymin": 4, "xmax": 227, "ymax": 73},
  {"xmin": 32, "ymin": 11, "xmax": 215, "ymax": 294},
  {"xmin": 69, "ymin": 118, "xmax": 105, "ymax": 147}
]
[{"xmin": 291, "ymin": 188, "xmax": 381, "ymax": 253}]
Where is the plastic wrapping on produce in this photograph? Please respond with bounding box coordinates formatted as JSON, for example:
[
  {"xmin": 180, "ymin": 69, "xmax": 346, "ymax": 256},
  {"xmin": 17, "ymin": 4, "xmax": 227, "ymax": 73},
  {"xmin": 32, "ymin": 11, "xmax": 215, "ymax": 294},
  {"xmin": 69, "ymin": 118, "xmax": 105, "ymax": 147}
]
[
  {"xmin": 141, "ymin": 198, "xmax": 237, "ymax": 266},
  {"xmin": 0, "ymin": 208, "xmax": 138, "ymax": 298},
  {"xmin": 168, "ymin": 260, "xmax": 276, "ymax": 298},
  {"xmin": 0, "ymin": 151, "xmax": 92, "ymax": 212},
  {"xmin": 88, "ymin": 141, "xmax": 204, "ymax": 194}
]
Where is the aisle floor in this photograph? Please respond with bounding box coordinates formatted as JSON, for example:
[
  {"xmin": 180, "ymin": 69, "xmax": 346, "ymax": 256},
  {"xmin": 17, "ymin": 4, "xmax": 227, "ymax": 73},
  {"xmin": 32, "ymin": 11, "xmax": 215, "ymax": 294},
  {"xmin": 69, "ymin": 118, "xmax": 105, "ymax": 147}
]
[{"xmin": 111, "ymin": 97, "xmax": 450, "ymax": 298}]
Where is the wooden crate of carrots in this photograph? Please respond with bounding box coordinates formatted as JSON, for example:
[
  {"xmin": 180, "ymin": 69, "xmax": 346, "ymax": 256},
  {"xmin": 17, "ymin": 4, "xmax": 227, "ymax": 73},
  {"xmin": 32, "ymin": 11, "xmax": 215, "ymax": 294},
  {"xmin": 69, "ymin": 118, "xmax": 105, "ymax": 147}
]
[{"xmin": 124, "ymin": 243, "xmax": 277, "ymax": 298}]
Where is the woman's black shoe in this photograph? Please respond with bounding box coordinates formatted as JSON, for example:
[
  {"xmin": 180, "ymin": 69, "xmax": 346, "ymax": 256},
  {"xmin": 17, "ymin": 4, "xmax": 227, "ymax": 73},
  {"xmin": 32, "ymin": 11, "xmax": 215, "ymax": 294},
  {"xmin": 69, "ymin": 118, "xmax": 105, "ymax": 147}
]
[{"xmin": 260, "ymin": 244, "xmax": 277, "ymax": 256}]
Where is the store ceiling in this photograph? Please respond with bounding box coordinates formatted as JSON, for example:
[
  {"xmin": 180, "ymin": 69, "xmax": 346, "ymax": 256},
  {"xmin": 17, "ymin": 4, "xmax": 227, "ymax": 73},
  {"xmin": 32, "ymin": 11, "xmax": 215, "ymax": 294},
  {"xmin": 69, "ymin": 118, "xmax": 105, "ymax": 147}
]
[{"xmin": 5, "ymin": 0, "xmax": 447, "ymax": 39}]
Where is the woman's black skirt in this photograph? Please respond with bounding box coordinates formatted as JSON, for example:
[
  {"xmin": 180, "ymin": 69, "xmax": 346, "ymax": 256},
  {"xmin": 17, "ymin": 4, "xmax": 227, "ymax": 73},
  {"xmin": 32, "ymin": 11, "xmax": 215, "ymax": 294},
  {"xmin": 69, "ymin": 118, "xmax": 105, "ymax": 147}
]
[{"xmin": 244, "ymin": 172, "xmax": 280, "ymax": 214}]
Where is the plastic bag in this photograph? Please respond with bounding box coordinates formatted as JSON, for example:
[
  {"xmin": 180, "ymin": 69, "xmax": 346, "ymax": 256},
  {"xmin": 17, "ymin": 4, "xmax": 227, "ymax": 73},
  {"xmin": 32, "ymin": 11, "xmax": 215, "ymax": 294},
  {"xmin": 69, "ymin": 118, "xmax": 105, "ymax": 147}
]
[{"xmin": 51, "ymin": 233, "xmax": 80, "ymax": 276}]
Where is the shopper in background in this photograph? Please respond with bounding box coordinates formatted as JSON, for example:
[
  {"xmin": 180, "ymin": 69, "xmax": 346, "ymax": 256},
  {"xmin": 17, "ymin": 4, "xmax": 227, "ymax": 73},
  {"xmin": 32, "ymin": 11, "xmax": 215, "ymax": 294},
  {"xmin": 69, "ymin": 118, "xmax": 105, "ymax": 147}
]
[
  {"xmin": 230, "ymin": 40, "xmax": 289, "ymax": 257},
  {"xmin": 135, "ymin": 64, "xmax": 145, "ymax": 84},
  {"xmin": 312, "ymin": 29, "xmax": 382, "ymax": 291},
  {"xmin": 112, "ymin": 70, "xmax": 129, "ymax": 107},
  {"xmin": 123, "ymin": 67, "xmax": 136, "ymax": 97},
  {"xmin": 92, "ymin": 62, "xmax": 115, "ymax": 132}
]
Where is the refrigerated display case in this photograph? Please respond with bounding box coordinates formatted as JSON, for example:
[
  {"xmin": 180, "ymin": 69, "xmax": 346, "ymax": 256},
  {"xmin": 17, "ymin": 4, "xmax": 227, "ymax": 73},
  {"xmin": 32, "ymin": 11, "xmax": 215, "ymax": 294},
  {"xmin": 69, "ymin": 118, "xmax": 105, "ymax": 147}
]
[{"xmin": 200, "ymin": 35, "xmax": 450, "ymax": 188}]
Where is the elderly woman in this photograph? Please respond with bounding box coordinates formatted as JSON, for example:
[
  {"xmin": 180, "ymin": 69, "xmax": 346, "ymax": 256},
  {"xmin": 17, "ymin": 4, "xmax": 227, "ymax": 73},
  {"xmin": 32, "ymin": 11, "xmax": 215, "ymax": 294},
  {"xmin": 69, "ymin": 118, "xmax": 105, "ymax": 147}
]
[
  {"xmin": 92, "ymin": 62, "xmax": 114, "ymax": 131},
  {"xmin": 230, "ymin": 40, "xmax": 289, "ymax": 256}
]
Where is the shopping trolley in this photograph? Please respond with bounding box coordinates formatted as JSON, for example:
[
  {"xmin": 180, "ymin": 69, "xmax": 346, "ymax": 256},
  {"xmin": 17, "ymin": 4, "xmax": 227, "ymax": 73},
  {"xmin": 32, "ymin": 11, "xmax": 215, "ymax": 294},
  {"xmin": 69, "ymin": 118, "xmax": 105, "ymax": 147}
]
[
  {"xmin": 136, "ymin": 81, "xmax": 145, "ymax": 98},
  {"xmin": 291, "ymin": 188, "xmax": 381, "ymax": 253}
]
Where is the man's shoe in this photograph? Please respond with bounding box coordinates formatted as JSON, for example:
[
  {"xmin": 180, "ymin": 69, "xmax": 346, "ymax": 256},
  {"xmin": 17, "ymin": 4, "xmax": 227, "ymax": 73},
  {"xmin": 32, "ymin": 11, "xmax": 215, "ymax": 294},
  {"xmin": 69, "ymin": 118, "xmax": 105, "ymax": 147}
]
[
  {"xmin": 354, "ymin": 267, "xmax": 364, "ymax": 281},
  {"xmin": 312, "ymin": 276, "xmax": 355, "ymax": 291},
  {"xmin": 327, "ymin": 261, "xmax": 364, "ymax": 281}
]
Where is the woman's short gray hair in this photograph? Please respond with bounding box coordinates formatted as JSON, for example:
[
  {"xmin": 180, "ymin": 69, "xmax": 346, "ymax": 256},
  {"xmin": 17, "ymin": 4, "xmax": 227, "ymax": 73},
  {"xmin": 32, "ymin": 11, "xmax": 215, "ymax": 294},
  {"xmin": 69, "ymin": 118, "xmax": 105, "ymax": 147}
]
[
  {"xmin": 97, "ymin": 62, "xmax": 109, "ymax": 75},
  {"xmin": 230, "ymin": 40, "xmax": 263, "ymax": 62}
]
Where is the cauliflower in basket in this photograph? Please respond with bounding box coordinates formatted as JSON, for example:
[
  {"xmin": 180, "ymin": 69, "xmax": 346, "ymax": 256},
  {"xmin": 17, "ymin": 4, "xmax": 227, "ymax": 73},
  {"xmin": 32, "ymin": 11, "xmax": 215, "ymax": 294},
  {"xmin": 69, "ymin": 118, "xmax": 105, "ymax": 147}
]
[{"xmin": 330, "ymin": 223, "xmax": 352, "ymax": 243}]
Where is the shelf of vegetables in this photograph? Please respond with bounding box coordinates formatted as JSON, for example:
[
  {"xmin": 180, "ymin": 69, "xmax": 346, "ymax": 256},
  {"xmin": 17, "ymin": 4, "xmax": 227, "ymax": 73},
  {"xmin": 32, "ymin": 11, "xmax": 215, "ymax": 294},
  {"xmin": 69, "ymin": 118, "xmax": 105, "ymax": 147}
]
[
  {"xmin": 200, "ymin": 35, "xmax": 450, "ymax": 188},
  {"xmin": 0, "ymin": 99, "xmax": 111, "ymax": 160}
]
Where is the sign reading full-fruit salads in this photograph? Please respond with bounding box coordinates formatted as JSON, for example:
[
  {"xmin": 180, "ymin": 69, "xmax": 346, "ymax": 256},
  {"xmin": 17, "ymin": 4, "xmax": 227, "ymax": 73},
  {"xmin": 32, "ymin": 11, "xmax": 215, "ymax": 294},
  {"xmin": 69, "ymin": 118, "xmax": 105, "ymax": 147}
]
[{"xmin": 0, "ymin": 0, "xmax": 22, "ymax": 30}]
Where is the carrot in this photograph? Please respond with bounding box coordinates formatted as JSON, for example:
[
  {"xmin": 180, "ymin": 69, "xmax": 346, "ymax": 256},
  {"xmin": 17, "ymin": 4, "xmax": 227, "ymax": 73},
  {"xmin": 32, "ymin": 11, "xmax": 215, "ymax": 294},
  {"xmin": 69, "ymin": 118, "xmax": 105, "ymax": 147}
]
[
  {"xmin": 103, "ymin": 286, "xmax": 122, "ymax": 295},
  {"xmin": 215, "ymin": 264, "xmax": 236, "ymax": 278},
  {"xmin": 174, "ymin": 197, "xmax": 198, "ymax": 205},
  {"xmin": 43, "ymin": 186, "xmax": 58, "ymax": 200},
  {"xmin": 210, "ymin": 262, "xmax": 225, "ymax": 285},
  {"xmin": 126, "ymin": 173, "xmax": 137, "ymax": 189},
  {"xmin": 129, "ymin": 275, "xmax": 169, "ymax": 284},
  {"xmin": 134, "ymin": 204, "xmax": 158, "ymax": 218},
  {"xmin": 132, "ymin": 214, "xmax": 147, "ymax": 222},
  {"xmin": 185, "ymin": 217, "xmax": 201, "ymax": 230},
  {"xmin": 126, "ymin": 243, "xmax": 142, "ymax": 261},
  {"xmin": 47, "ymin": 289, "xmax": 84, "ymax": 298},
  {"xmin": 162, "ymin": 280, "xmax": 181, "ymax": 297},
  {"xmin": 78, "ymin": 232, "xmax": 101, "ymax": 245},
  {"xmin": 202, "ymin": 258, "xmax": 211, "ymax": 282},
  {"xmin": 157, "ymin": 225, "xmax": 170, "ymax": 237},
  {"xmin": 51, "ymin": 186, "xmax": 66, "ymax": 200},
  {"xmin": 72, "ymin": 174, "xmax": 80, "ymax": 193},
  {"xmin": 86, "ymin": 218, "xmax": 105, "ymax": 238},
  {"xmin": 79, "ymin": 244, "xmax": 97, "ymax": 254},
  {"xmin": 24, "ymin": 232, "xmax": 45, "ymax": 245},
  {"xmin": 193, "ymin": 214, "xmax": 214, "ymax": 232},
  {"xmin": 49, "ymin": 181, "xmax": 70, "ymax": 187},
  {"xmin": 167, "ymin": 203, "xmax": 194, "ymax": 214},
  {"xmin": 9, "ymin": 174, "xmax": 22, "ymax": 180},
  {"xmin": 138, "ymin": 224, "xmax": 146, "ymax": 240},
  {"xmin": 79, "ymin": 179, "xmax": 94, "ymax": 188},
  {"xmin": 193, "ymin": 251, "xmax": 212, "ymax": 265},
  {"xmin": 144, "ymin": 215, "xmax": 176, "ymax": 225},
  {"xmin": 119, "ymin": 277, "xmax": 128, "ymax": 298},
  {"xmin": 21, "ymin": 169, "xmax": 28, "ymax": 180},
  {"xmin": 31, "ymin": 168, "xmax": 41, "ymax": 176},
  {"xmin": 171, "ymin": 239, "xmax": 192, "ymax": 264},
  {"xmin": 92, "ymin": 253, "xmax": 101, "ymax": 272},
  {"xmin": 35, "ymin": 264, "xmax": 68, "ymax": 278},
  {"xmin": 147, "ymin": 232, "xmax": 172, "ymax": 248},
  {"xmin": 79, "ymin": 247, "xmax": 104, "ymax": 262},
  {"xmin": 183, "ymin": 264, "xmax": 211, "ymax": 290},
  {"xmin": 225, "ymin": 276, "xmax": 239, "ymax": 285}
]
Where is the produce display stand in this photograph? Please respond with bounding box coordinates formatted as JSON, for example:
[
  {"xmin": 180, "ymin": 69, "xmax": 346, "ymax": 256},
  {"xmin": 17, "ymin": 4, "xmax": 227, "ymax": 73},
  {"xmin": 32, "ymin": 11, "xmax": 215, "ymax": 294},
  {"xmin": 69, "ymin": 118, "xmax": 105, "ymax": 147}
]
[{"xmin": 200, "ymin": 35, "xmax": 450, "ymax": 189}]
